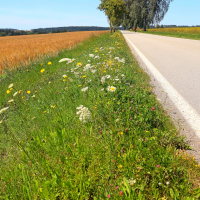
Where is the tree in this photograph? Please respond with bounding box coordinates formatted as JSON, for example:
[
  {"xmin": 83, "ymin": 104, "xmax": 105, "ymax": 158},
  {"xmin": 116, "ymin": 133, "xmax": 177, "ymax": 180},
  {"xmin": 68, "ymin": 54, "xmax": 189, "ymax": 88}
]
[
  {"xmin": 123, "ymin": 0, "xmax": 173, "ymax": 31},
  {"xmin": 97, "ymin": 0, "xmax": 126, "ymax": 33}
]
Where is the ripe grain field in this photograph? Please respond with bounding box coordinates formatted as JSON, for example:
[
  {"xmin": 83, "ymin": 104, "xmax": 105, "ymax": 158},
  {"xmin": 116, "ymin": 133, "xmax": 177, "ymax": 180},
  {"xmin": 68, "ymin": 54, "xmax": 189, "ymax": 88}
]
[{"xmin": 0, "ymin": 31, "xmax": 108, "ymax": 73}]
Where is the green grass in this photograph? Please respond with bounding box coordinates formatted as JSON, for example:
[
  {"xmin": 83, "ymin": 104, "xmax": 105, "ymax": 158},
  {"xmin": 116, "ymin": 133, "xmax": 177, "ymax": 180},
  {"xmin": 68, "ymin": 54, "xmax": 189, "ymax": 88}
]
[
  {"xmin": 0, "ymin": 31, "xmax": 200, "ymax": 199},
  {"xmin": 134, "ymin": 29, "xmax": 200, "ymax": 40}
]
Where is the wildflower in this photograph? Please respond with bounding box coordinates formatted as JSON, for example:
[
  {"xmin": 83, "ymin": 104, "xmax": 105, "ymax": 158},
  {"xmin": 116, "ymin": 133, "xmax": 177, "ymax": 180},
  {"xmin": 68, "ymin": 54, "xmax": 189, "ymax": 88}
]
[
  {"xmin": 8, "ymin": 83, "xmax": 13, "ymax": 89},
  {"xmin": 158, "ymin": 182, "xmax": 162, "ymax": 186},
  {"xmin": 27, "ymin": 69, "xmax": 29, "ymax": 72},
  {"xmin": 32, "ymin": 95, "xmax": 35, "ymax": 98},
  {"xmin": 116, "ymin": 186, "xmax": 119, "ymax": 189},
  {"xmin": 51, "ymin": 106, "xmax": 55, "ymax": 109},
  {"xmin": 22, "ymin": 96, "xmax": 25, "ymax": 99},
  {"xmin": 128, "ymin": 178, "xmax": 136, "ymax": 186},
  {"xmin": 63, "ymin": 79, "xmax": 66, "ymax": 82},
  {"xmin": 119, "ymin": 191, "xmax": 123, "ymax": 196},
  {"xmin": 157, "ymin": 165, "xmax": 160, "ymax": 168},
  {"xmin": 43, "ymin": 111, "xmax": 46, "ymax": 114},
  {"xmin": 107, "ymin": 86, "xmax": 116, "ymax": 92},
  {"xmin": 88, "ymin": 60, "xmax": 91, "ymax": 62},
  {"xmin": 76, "ymin": 105, "xmax": 91, "ymax": 123},
  {"xmin": 41, "ymin": 63, "xmax": 43, "ymax": 66},
  {"xmin": 41, "ymin": 69, "xmax": 45, "ymax": 73},
  {"xmin": 27, "ymin": 91, "xmax": 31, "ymax": 94},
  {"xmin": 151, "ymin": 107, "xmax": 155, "ymax": 111},
  {"xmin": 95, "ymin": 50, "xmax": 98, "ymax": 53},
  {"xmin": 0, "ymin": 120, "xmax": 2, "ymax": 124},
  {"xmin": 91, "ymin": 70, "xmax": 96, "ymax": 73},
  {"xmin": 7, "ymin": 90, "xmax": 11, "ymax": 94},
  {"xmin": 59, "ymin": 58, "xmax": 71, "ymax": 63},
  {"xmin": 48, "ymin": 62, "xmax": 52, "ymax": 65},
  {"xmin": 81, "ymin": 87, "xmax": 88, "ymax": 92},
  {"xmin": 166, "ymin": 181, "xmax": 170, "ymax": 185},
  {"xmin": 120, "ymin": 132, "xmax": 123, "ymax": 135},
  {"xmin": 78, "ymin": 85, "xmax": 82, "ymax": 87},
  {"xmin": 62, "ymin": 74, "xmax": 67, "ymax": 78},
  {"xmin": 0, "ymin": 107, "xmax": 9, "ymax": 114},
  {"xmin": 13, "ymin": 91, "xmax": 18, "ymax": 97},
  {"xmin": 8, "ymin": 99, "xmax": 14, "ymax": 103},
  {"xmin": 101, "ymin": 88, "xmax": 104, "ymax": 91},
  {"xmin": 118, "ymin": 165, "xmax": 123, "ymax": 168},
  {"xmin": 77, "ymin": 63, "xmax": 82, "ymax": 66},
  {"xmin": 89, "ymin": 54, "xmax": 94, "ymax": 57},
  {"xmin": 107, "ymin": 194, "xmax": 111, "ymax": 198},
  {"xmin": 130, "ymin": 117, "xmax": 132, "ymax": 120},
  {"xmin": 82, "ymin": 75, "xmax": 86, "ymax": 78},
  {"xmin": 19, "ymin": 90, "xmax": 22, "ymax": 94}
]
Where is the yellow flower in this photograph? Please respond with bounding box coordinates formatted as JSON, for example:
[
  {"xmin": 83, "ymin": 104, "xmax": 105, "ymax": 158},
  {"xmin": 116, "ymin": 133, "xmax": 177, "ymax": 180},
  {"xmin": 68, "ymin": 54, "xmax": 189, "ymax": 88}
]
[
  {"xmin": 82, "ymin": 75, "xmax": 86, "ymax": 78},
  {"xmin": 51, "ymin": 106, "xmax": 55, "ymax": 109},
  {"xmin": 118, "ymin": 165, "xmax": 123, "ymax": 168},
  {"xmin": 118, "ymin": 154, "xmax": 120, "ymax": 157},
  {"xmin": 27, "ymin": 91, "xmax": 31, "ymax": 94},
  {"xmin": 35, "ymin": 91, "xmax": 37, "ymax": 93},
  {"xmin": 7, "ymin": 90, "xmax": 11, "ymax": 94},
  {"xmin": 19, "ymin": 90, "xmax": 22, "ymax": 94},
  {"xmin": 78, "ymin": 85, "xmax": 82, "ymax": 87},
  {"xmin": 63, "ymin": 75, "xmax": 67, "ymax": 78},
  {"xmin": 22, "ymin": 96, "xmax": 25, "ymax": 99},
  {"xmin": 77, "ymin": 63, "xmax": 82, "ymax": 66},
  {"xmin": 120, "ymin": 132, "xmax": 123, "ymax": 135},
  {"xmin": 43, "ymin": 111, "xmax": 46, "ymax": 114},
  {"xmin": 41, "ymin": 63, "xmax": 43, "ymax": 66},
  {"xmin": 95, "ymin": 50, "xmax": 98, "ymax": 53},
  {"xmin": 41, "ymin": 69, "xmax": 45, "ymax": 73},
  {"xmin": 117, "ymin": 102, "xmax": 120, "ymax": 105},
  {"xmin": 63, "ymin": 79, "xmax": 66, "ymax": 82},
  {"xmin": 48, "ymin": 62, "xmax": 52, "ymax": 65},
  {"xmin": 10, "ymin": 88, "xmax": 13, "ymax": 91},
  {"xmin": 103, "ymin": 71, "xmax": 106, "ymax": 73}
]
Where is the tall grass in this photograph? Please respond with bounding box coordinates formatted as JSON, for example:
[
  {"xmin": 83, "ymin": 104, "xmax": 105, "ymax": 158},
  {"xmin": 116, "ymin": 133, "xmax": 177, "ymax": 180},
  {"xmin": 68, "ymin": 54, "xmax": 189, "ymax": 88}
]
[{"xmin": 0, "ymin": 31, "xmax": 200, "ymax": 199}]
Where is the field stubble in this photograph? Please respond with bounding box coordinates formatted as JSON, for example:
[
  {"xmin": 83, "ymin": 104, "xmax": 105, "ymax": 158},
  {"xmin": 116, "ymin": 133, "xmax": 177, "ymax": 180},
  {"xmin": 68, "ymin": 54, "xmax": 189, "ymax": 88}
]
[{"xmin": 0, "ymin": 30, "xmax": 108, "ymax": 73}]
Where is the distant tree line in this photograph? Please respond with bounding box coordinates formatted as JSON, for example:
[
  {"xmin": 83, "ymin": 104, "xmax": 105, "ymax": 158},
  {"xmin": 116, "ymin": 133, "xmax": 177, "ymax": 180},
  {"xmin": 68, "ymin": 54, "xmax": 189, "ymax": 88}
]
[{"xmin": 0, "ymin": 26, "xmax": 116, "ymax": 37}]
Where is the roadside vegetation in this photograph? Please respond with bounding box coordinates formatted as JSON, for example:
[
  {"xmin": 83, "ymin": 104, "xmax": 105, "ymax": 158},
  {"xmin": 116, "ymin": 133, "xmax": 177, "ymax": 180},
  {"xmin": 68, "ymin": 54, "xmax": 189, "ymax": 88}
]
[
  {"xmin": 136, "ymin": 27, "xmax": 200, "ymax": 40},
  {"xmin": 1, "ymin": 31, "xmax": 200, "ymax": 199}
]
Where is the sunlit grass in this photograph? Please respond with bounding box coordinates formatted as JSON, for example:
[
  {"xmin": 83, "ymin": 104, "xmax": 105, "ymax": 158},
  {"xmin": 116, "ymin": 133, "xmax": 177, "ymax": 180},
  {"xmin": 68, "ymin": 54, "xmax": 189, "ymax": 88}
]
[
  {"xmin": 0, "ymin": 31, "xmax": 200, "ymax": 199},
  {"xmin": 136, "ymin": 27, "xmax": 200, "ymax": 40}
]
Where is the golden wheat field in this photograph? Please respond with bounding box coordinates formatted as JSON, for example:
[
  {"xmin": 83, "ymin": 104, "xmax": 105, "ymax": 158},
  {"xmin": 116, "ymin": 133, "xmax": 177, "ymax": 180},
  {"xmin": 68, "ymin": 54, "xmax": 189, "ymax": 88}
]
[
  {"xmin": 0, "ymin": 30, "xmax": 109, "ymax": 73},
  {"xmin": 147, "ymin": 27, "xmax": 200, "ymax": 34}
]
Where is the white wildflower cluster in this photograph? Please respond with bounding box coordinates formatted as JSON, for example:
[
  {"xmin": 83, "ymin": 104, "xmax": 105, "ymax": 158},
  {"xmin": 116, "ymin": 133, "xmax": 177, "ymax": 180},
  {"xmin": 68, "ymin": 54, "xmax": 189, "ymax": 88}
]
[
  {"xmin": 0, "ymin": 107, "xmax": 9, "ymax": 114},
  {"xmin": 76, "ymin": 105, "xmax": 91, "ymax": 123},
  {"xmin": 101, "ymin": 75, "xmax": 111, "ymax": 83},
  {"xmin": 89, "ymin": 54, "xmax": 94, "ymax": 57},
  {"xmin": 8, "ymin": 83, "xmax": 13, "ymax": 89},
  {"xmin": 127, "ymin": 178, "xmax": 136, "ymax": 186},
  {"xmin": 59, "ymin": 58, "xmax": 75, "ymax": 64},
  {"xmin": 107, "ymin": 86, "xmax": 116, "ymax": 92},
  {"xmin": 91, "ymin": 69, "xmax": 96, "ymax": 73},
  {"xmin": 81, "ymin": 87, "xmax": 88, "ymax": 92},
  {"xmin": 115, "ymin": 57, "xmax": 125, "ymax": 63},
  {"xmin": 83, "ymin": 64, "xmax": 93, "ymax": 71},
  {"xmin": 95, "ymin": 56, "xmax": 100, "ymax": 59}
]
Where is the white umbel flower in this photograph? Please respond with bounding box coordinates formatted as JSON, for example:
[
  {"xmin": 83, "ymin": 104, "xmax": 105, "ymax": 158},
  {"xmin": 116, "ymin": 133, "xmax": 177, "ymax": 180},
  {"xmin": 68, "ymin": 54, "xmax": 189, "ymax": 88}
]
[
  {"xmin": 89, "ymin": 54, "xmax": 94, "ymax": 57},
  {"xmin": 107, "ymin": 86, "xmax": 116, "ymax": 92},
  {"xmin": 8, "ymin": 99, "xmax": 14, "ymax": 103},
  {"xmin": 81, "ymin": 87, "xmax": 88, "ymax": 92},
  {"xmin": 76, "ymin": 105, "xmax": 91, "ymax": 123},
  {"xmin": 59, "ymin": 58, "xmax": 71, "ymax": 63},
  {"xmin": 13, "ymin": 91, "xmax": 18, "ymax": 97},
  {"xmin": 8, "ymin": 83, "xmax": 13, "ymax": 89},
  {"xmin": 0, "ymin": 107, "xmax": 9, "ymax": 114}
]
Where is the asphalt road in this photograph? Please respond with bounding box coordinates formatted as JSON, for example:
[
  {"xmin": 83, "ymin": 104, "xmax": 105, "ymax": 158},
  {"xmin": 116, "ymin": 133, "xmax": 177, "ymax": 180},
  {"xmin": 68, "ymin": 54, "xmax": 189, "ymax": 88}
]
[{"xmin": 121, "ymin": 31, "xmax": 200, "ymax": 115}]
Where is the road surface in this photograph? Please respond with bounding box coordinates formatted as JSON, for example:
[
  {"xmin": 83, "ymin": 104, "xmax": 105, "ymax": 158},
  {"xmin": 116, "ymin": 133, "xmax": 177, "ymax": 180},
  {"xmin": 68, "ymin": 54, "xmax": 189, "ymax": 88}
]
[{"xmin": 121, "ymin": 30, "xmax": 200, "ymax": 161}]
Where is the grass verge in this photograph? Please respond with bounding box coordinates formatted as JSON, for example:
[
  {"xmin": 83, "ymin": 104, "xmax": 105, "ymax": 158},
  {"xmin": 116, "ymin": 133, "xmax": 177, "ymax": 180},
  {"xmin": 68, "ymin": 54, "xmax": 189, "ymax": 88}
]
[
  {"xmin": 134, "ymin": 29, "xmax": 200, "ymax": 40},
  {"xmin": 0, "ymin": 31, "xmax": 200, "ymax": 199}
]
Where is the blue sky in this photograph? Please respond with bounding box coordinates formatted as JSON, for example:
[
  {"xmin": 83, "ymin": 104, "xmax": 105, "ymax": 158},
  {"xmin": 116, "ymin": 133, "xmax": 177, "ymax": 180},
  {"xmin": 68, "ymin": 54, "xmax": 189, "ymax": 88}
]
[{"xmin": 0, "ymin": 0, "xmax": 200, "ymax": 30}]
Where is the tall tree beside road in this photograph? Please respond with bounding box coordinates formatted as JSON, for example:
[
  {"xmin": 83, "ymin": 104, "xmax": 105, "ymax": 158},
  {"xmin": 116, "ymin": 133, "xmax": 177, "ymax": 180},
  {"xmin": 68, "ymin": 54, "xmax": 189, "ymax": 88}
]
[
  {"xmin": 98, "ymin": 0, "xmax": 126, "ymax": 33},
  {"xmin": 123, "ymin": 0, "xmax": 173, "ymax": 31}
]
